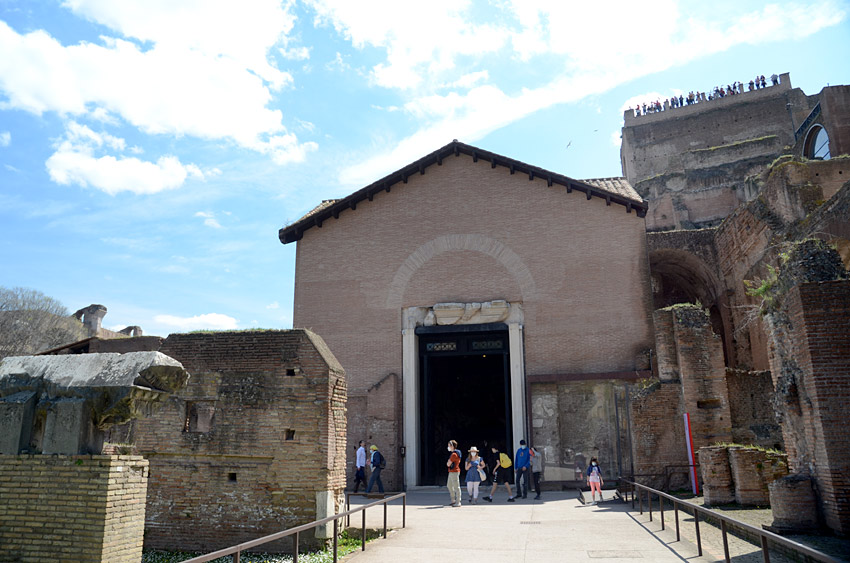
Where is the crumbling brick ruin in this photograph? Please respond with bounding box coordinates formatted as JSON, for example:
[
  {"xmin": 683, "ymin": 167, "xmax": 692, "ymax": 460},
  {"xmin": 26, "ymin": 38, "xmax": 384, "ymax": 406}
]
[
  {"xmin": 51, "ymin": 329, "xmax": 348, "ymax": 553},
  {"xmin": 622, "ymin": 73, "xmax": 850, "ymax": 536}
]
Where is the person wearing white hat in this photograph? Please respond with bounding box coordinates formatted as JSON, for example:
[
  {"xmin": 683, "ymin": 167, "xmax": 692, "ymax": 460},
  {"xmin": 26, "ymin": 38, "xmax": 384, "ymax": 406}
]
[{"xmin": 464, "ymin": 446, "xmax": 486, "ymax": 504}]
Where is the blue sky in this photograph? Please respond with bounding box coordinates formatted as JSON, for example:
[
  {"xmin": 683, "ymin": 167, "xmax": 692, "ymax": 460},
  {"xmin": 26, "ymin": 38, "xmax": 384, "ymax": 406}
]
[{"xmin": 1, "ymin": 0, "xmax": 848, "ymax": 336}]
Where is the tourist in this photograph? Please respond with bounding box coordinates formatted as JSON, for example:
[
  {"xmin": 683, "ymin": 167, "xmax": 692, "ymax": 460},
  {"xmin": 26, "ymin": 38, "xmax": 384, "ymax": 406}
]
[
  {"xmin": 530, "ymin": 445, "xmax": 543, "ymax": 500},
  {"xmin": 760, "ymin": 75, "xmax": 766, "ymax": 88},
  {"xmin": 446, "ymin": 439, "xmax": 463, "ymax": 507},
  {"xmin": 586, "ymin": 456, "xmax": 604, "ymax": 504},
  {"xmin": 366, "ymin": 444, "xmax": 385, "ymax": 494},
  {"xmin": 353, "ymin": 440, "xmax": 366, "ymax": 492},
  {"xmin": 771, "ymin": 73, "xmax": 778, "ymax": 86},
  {"xmin": 515, "ymin": 439, "xmax": 531, "ymax": 499},
  {"xmin": 482, "ymin": 446, "xmax": 516, "ymax": 502},
  {"xmin": 465, "ymin": 446, "xmax": 485, "ymax": 504},
  {"xmin": 749, "ymin": 79, "xmax": 755, "ymax": 91}
]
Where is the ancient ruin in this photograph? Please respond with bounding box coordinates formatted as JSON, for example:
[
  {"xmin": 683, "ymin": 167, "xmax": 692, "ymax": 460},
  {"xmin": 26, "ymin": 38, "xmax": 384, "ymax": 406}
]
[{"xmin": 0, "ymin": 352, "xmax": 189, "ymax": 563}]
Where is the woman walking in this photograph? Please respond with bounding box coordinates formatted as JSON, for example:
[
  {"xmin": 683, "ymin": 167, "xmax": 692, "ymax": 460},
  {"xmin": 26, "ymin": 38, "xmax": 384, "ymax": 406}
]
[
  {"xmin": 586, "ymin": 456, "xmax": 604, "ymax": 504},
  {"xmin": 465, "ymin": 446, "xmax": 486, "ymax": 504}
]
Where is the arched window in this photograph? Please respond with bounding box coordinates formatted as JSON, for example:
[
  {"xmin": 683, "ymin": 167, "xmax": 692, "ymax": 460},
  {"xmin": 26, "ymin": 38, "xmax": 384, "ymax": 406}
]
[{"xmin": 805, "ymin": 125, "xmax": 831, "ymax": 160}]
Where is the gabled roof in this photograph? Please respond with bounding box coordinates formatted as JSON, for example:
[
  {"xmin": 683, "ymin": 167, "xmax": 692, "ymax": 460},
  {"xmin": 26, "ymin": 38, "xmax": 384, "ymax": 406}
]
[{"xmin": 279, "ymin": 140, "xmax": 647, "ymax": 244}]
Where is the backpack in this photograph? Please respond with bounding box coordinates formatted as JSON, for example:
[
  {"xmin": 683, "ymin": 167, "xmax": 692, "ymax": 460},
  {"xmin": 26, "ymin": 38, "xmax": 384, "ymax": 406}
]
[
  {"xmin": 378, "ymin": 451, "xmax": 386, "ymax": 469},
  {"xmin": 499, "ymin": 452, "xmax": 512, "ymax": 468}
]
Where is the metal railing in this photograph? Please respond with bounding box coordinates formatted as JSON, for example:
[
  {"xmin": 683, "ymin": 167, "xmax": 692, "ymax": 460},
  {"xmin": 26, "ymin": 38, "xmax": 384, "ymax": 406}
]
[
  {"xmin": 182, "ymin": 492, "xmax": 406, "ymax": 563},
  {"xmin": 619, "ymin": 479, "xmax": 839, "ymax": 563}
]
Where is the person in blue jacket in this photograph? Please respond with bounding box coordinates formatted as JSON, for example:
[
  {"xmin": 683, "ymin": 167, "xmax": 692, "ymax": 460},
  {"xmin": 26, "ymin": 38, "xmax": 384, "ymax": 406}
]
[{"xmin": 514, "ymin": 439, "xmax": 532, "ymax": 499}]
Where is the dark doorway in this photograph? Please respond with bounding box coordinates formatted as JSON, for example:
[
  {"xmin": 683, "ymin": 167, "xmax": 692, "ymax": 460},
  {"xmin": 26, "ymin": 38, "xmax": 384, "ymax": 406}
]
[{"xmin": 417, "ymin": 326, "xmax": 511, "ymax": 485}]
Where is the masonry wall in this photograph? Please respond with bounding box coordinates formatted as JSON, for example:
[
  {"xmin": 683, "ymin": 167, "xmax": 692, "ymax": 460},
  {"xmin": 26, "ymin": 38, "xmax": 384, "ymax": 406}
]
[
  {"xmin": 292, "ymin": 154, "xmax": 654, "ymax": 487},
  {"xmin": 781, "ymin": 280, "xmax": 850, "ymax": 535},
  {"xmin": 725, "ymin": 369, "xmax": 782, "ymax": 449},
  {"xmin": 127, "ymin": 330, "xmax": 346, "ymax": 552},
  {"xmin": 0, "ymin": 455, "xmax": 148, "ymax": 563}
]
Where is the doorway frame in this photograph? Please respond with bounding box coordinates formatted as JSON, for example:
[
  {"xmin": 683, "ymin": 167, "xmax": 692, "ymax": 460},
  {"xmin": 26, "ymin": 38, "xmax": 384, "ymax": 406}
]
[{"xmin": 401, "ymin": 303, "xmax": 526, "ymax": 488}]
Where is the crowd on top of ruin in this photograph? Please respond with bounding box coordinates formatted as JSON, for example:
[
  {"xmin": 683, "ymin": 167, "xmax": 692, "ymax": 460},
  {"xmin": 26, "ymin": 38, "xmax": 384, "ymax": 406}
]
[{"xmin": 630, "ymin": 73, "xmax": 781, "ymax": 117}]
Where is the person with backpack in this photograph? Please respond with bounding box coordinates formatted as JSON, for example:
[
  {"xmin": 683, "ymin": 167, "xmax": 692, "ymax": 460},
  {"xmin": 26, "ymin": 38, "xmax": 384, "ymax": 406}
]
[
  {"xmin": 586, "ymin": 456, "xmax": 604, "ymax": 504},
  {"xmin": 514, "ymin": 439, "xmax": 531, "ymax": 499},
  {"xmin": 530, "ymin": 445, "xmax": 544, "ymax": 500},
  {"xmin": 446, "ymin": 439, "xmax": 462, "ymax": 507},
  {"xmin": 482, "ymin": 445, "xmax": 516, "ymax": 502},
  {"xmin": 366, "ymin": 444, "xmax": 385, "ymax": 493}
]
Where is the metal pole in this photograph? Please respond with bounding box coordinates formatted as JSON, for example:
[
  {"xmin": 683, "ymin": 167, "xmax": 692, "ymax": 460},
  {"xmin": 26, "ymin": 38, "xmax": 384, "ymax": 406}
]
[
  {"xmin": 361, "ymin": 509, "xmax": 366, "ymax": 551},
  {"xmin": 660, "ymin": 495, "xmax": 665, "ymax": 531},
  {"xmin": 694, "ymin": 509, "xmax": 702, "ymax": 557},
  {"xmin": 639, "ymin": 487, "xmax": 643, "ymax": 514},
  {"xmin": 403, "ymin": 494, "xmax": 406, "ymax": 528},
  {"xmin": 649, "ymin": 491, "xmax": 653, "ymax": 522},
  {"xmin": 346, "ymin": 493, "xmax": 350, "ymax": 527},
  {"xmin": 721, "ymin": 519, "xmax": 730, "ymax": 562},
  {"xmin": 674, "ymin": 502, "xmax": 680, "ymax": 541},
  {"xmin": 333, "ymin": 519, "xmax": 338, "ymax": 563},
  {"xmin": 234, "ymin": 552, "xmax": 240, "ymax": 563},
  {"xmin": 383, "ymin": 501, "xmax": 388, "ymax": 538},
  {"xmin": 631, "ymin": 483, "xmax": 635, "ymax": 509},
  {"xmin": 761, "ymin": 535, "xmax": 771, "ymax": 563},
  {"xmin": 293, "ymin": 531, "xmax": 299, "ymax": 563}
]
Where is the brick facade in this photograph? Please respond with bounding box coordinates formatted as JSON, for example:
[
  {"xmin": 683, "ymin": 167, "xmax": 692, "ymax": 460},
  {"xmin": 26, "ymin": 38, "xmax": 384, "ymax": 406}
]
[
  {"xmin": 0, "ymin": 455, "xmax": 148, "ymax": 563},
  {"xmin": 101, "ymin": 329, "xmax": 347, "ymax": 552},
  {"xmin": 287, "ymin": 148, "xmax": 654, "ymax": 487}
]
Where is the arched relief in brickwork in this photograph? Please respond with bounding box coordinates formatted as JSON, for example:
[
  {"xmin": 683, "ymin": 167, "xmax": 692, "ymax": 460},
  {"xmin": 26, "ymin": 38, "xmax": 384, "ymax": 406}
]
[
  {"xmin": 385, "ymin": 234, "xmax": 537, "ymax": 310},
  {"xmin": 649, "ymin": 248, "xmax": 733, "ymax": 365}
]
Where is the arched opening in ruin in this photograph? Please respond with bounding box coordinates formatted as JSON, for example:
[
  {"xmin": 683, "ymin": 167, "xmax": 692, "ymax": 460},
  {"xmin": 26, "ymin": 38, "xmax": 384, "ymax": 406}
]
[
  {"xmin": 649, "ymin": 249, "xmax": 731, "ymax": 365},
  {"xmin": 417, "ymin": 327, "xmax": 512, "ymax": 485},
  {"xmin": 804, "ymin": 124, "xmax": 831, "ymax": 160}
]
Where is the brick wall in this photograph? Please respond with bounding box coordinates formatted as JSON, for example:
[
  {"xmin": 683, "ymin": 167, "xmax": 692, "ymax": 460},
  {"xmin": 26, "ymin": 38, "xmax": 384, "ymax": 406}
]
[
  {"xmin": 779, "ymin": 280, "xmax": 850, "ymax": 535},
  {"xmin": 725, "ymin": 369, "xmax": 782, "ymax": 449},
  {"xmin": 728, "ymin": 447, "xmax": 788, "ymax": 506},
  {"xmin": 629, "ymin": 382, "xmax": 686, "ymax": 489},
  {"xmin": 0, "ymin": 455, "xmax": 148, "ymax": 563},
  {"xmin": 125, "ymin": 329, "xmax": 347, "ymax": 552},
  {"xmin": 292, "ymin": 154, "xmax": 654, "ymax": 487}
]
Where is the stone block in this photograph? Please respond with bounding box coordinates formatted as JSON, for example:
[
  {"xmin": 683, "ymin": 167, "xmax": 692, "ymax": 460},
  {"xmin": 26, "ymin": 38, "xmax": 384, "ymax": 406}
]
[
  {"xmin": 700, "ymin": 446, "xmax": 734, "ymax": 506},
  {"xmin": 0, "ymin": 391, "xmax": 36, "ymax": 454},
  {"xmin": 42, "ymin": 399, "xmax": 88, "ymax": 455},
  {"xmin": 767, "ymin": 474, "xmax": 819, "ymax": 534}
]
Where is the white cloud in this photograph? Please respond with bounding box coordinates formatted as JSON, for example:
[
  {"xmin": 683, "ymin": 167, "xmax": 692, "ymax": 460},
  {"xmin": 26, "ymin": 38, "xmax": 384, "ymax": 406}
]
[
  {"xmin": 0, "ymin": 131, "xmax": 10, "ymax": 146},
  {"xmin": 266, "ymin": 301, "xmax": 280, "ymax": 310},
  {"xmin": 610, "ymin": 130, "xmax": 621, "ymax": 148},
  {"xmin": 194, "ymin": 211, "xmax": 222, "ymax": 229},
  {"xmin": 0, "ymin": 2, "xmax": 316, "ymax": 163},
  {"xmin": 45, "ymin": 121, "xmax": 205, "ymax": 194},
  {"xmin": 153, "ymin": 312, "xmax": 239, "ymax": 331}
]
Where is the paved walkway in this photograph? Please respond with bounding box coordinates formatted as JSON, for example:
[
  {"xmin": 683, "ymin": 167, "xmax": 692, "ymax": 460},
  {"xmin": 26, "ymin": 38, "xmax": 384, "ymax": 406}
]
[{"xmin": 343, "ymin": 489, "xmax": 766, "ymax": 562}]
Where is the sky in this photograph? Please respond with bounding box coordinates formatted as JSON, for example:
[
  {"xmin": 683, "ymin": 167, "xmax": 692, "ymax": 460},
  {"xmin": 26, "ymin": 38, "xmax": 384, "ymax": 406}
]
[{"xmin": 1, "ymin": 0, "xmax": 848, "ymax": 337}]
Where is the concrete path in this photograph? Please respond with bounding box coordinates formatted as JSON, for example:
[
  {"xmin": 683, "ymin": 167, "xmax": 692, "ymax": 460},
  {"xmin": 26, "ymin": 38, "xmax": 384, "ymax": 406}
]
[{"xmin": 344, "ymin": 489, "xmax": 731, "ymax": 562}]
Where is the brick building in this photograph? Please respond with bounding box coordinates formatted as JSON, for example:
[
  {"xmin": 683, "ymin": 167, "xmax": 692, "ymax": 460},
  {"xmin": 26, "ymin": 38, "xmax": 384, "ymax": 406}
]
[
  {"xmin": 47, "ymin": 329, "xmax": 347, "ymax": 553},
  {"xmin": 279, "ymin": 140, "xmax": 655, "ymax": 488}
]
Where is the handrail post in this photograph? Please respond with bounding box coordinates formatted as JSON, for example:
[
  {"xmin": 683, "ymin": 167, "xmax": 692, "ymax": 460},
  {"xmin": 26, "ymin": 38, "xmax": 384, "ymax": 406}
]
[
  {"xmin": 639, "ymin": 487, "xmax": 643, "ymax": 514},
  {"xmin": 694, "ymin": 509, "xmax": 702, "ymax": 557},
  {"xmin": 760, "ymin": 535, "xmax": 771, "ymax": 563},
  {"xmin": 383, "ymin": 501, "xmax": 388, "ymax": 538},
  {"xmin": 403, "ymin": 494, "xmax": 407, "ymax": 528},
  {"xmin": 674, "ymin": 501, "xmax": 680, "ymax": 541},
  {"xmin": 631, "ymin": 483, "xmax": 635, "ymax": 509},
  {"xmin": 346, "ymin": 493, "xmax": 350, "ymax": 528},
  {"xmin": 333, "ymin": 518, "xmax": 338, "ymax": 563},
  {"xmin": 660, "ymin": 495, "xmax": 665, "ymax": 531},
  {"xmin": 721, "ymin": 519, "xmax": 730, "ymax": 562},
  {"xmin": 361, "ymin": 509, "xmax": 366, "ymax": 551},
  {"xmin": 234, "ymin": 552, "xmax": 240, "ymax": 563},
  {"xmin": 293, "ymin": 531, "xmax": 299, "ymax": 563},
  {"xmin": 649, "ymin": 491, "xmax": 653, "ymax": 522}
]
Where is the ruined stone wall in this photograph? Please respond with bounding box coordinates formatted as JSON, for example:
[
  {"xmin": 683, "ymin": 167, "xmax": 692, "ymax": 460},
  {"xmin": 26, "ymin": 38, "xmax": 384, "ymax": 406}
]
[
  {"xmin": 725, "ymin": 369, "xmax": 782, "ymax": 449},
  {"xmin": 530, "ymin": 380, "xmax": 625, "ymax": 485},
  {"xmin": 777, "ymin": 280, "xmax": 850, "ymax": 535},
  {"xmin": 819, "ymin": 85, "xmax": 850, "ymax": 157},
  {"xmin": 0, "ymin": 455, "xmax": 148, "ymax": 563},
  {"xmin": 127, "ymin": 330, "xmax": 346, "ymax": 552},
  {"xmin": 628, "ymin": 382, "xmax": 686, "ymax": 488},
  {"xmin": 621, "ymin": 76, "xmax": 814, "ymax": 230},
  {"xmin": 292, "ymin": 154, "xmax": 654, "ymax": 487}
]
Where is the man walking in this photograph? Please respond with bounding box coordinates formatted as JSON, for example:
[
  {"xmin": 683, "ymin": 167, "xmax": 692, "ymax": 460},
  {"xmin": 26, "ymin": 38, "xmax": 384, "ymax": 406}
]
[
  {"xmin": 353, "ymin": 440, "xmax": 366, "ymax": 492},
  {"xmin": 366, "ymin": 444, "xmax": 385, "ymax": 494},
  {"xmin": 515, "ymin": 439, "xmax": 531, "ymax": 499},
  {"xmin": 446, "ymin": 439, "xmax": 462, "ymax": 507},
  {"xmin": 482, "ymin": 445, "xmax": 515, "ymax": 502}
]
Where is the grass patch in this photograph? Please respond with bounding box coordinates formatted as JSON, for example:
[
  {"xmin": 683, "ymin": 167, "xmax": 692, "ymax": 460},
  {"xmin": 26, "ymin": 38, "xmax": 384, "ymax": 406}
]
[{"xmin": 142, "ymin": 529, "xmax": 385, "ymax": 563}]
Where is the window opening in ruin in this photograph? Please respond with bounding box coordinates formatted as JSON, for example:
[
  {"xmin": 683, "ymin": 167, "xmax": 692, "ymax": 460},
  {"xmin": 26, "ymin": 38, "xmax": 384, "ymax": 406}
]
[
  {"xmin": 184, "ymin": 401, "xmax": 215, "ymax": 433},
  {"xmin": 805, "ymin": 125, "xmax": 831, "ymax": 160},
  {"xmin": 228, "ymin": 472, "xmax": 237, "ymax": 482},
  {"xmin": 418, "ymin": 328, "xmax": 511, "ymax": 486},
  {"xmin": 286, "ymin": 368, "xmax": 296, "ymax": 376},
  {"xmin": 285, "ymin": 429, "xmax": 295, "ymax": 440}
]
